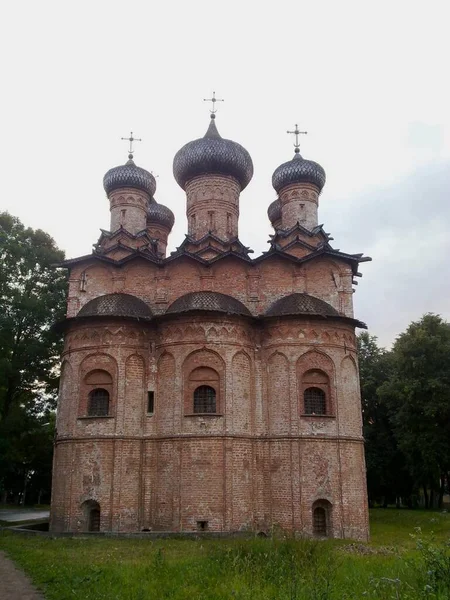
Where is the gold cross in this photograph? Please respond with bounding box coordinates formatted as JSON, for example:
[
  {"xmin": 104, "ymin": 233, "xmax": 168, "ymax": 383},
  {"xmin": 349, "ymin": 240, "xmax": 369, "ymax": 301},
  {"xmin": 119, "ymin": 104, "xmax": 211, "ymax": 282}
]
[
  {"xmin": 121, "ymin": 132, "xmax": 142, "ymax": 159},
  {"xmin": 203, "ymin": 91, "xmax": 224, "ymax": 115},
  {"xmin": 287, "ymin": 124, "xmax": 307, "ymax": 154}
]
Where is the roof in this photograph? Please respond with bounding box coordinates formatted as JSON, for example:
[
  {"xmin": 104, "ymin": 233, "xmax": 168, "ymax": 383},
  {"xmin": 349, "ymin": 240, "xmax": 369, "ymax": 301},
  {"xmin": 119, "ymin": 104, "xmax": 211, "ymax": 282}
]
[
  {"xmin": 266, "ymin": 293, "xmax": 339, "ymax": 318},
  {"xmin": 166, "ymin": 291, "xmax": 252, "ymax": 317},
  {"xmin": 77, "ymin": 293, "xmax": 153, "ymax": 320}
]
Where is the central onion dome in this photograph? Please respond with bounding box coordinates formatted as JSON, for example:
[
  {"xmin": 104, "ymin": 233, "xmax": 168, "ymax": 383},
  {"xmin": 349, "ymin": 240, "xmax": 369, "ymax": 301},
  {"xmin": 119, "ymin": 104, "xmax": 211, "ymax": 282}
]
[
  {"xmin": 147, "ymin": 198, "xmax": 175, "ymax": 231},
  {"xmin": 173, "ymin": 116, "xmax": 254, "ymax": 191},
  {"xmin": 272, "ymin": 151, "xmax": 326, "ymax": 194},
  {"xmin": 103, "ymin": 157, "xmax": 157, "ymax": 197}
]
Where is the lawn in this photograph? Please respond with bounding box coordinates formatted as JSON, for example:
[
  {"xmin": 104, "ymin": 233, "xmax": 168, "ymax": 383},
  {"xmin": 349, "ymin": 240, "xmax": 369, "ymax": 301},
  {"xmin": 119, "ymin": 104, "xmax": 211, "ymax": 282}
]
[{"xmin": 1, "ymin": 509, "xmax": 450, "ymax": 599}]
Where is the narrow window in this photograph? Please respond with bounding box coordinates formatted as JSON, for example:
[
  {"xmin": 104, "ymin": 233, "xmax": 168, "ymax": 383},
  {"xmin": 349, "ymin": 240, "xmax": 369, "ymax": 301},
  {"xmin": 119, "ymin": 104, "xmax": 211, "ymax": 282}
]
[
  {"xmin": 193, "ymin": 385, "xmax": 216, "ymax": 414},
  {"xmin": 79, "ymin": 271, "xmax": 87, "ymax": 292},
  {"xmin": 147, "ymin": 391, "xmax": 155, "ymax": 414},
  {"xmin": 191, "ymin": 213, "xmax": 196, "ymax": 231},
  {"xmin": 304, "ymin": 387, "xmax": 326, "ymax": 415},
  {"xmin": 120, "ymin": 209, "xmax": 126, "ymax": 223},
  {"xmin": 313, "ymin": 507, "xmax": 327, "ymax": 537},
  {"xmin": 88, "ymin": 388, "xmax": 110, "ymax": 417},
  {"xmin": 197, "ymin": 520, "xmax": 208, "ymax": 531},
  {"xmin": 208, "ymin": 211, "xmax": 215, "ymax": 231},
  {"xmin": 227, "ymin": 212, "xmax": 232, "ymax": 234}
]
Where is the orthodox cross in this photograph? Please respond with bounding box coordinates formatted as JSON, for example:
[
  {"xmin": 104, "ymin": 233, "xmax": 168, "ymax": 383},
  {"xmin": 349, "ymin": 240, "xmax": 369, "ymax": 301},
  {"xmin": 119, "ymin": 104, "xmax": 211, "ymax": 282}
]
[
  {"xmin": 121, "ymin": 132, "xmax": 142, "ymax": 159},
  {"xmin": 287, "ymin": 124, "xmax": 307, "ymax": 154},
  {"xmin": 203, "ymin": 91, "xmax": 224, "ymax": 116}
]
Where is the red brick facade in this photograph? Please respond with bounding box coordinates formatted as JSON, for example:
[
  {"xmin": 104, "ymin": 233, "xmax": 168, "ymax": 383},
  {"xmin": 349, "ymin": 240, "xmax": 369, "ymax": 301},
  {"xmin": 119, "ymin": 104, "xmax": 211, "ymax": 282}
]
[{"xmin": 50, "ymin": 119, "xmax": 370, "ymax": 539}]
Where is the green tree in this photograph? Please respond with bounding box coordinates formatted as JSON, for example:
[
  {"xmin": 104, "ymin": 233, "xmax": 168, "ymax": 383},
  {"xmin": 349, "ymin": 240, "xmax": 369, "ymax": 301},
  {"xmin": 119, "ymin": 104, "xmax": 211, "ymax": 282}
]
[
  {"xmin": 0, "ymin": 212, "xmax": 66, "ymax": 503},
  {"xmin": 358, "ymin": 332, "xmax": 413, "ymax": 507},
  {"xmin": 381, "ymin": 314, "xmax": 450, "ymax": 508}
]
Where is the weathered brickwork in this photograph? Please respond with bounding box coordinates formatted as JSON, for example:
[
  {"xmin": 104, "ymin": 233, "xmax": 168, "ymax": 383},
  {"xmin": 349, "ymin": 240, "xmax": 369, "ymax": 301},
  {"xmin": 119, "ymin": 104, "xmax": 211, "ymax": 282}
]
[{"xmin": 51, "ymin": 119, "xmax": 370, "ymax": 540}]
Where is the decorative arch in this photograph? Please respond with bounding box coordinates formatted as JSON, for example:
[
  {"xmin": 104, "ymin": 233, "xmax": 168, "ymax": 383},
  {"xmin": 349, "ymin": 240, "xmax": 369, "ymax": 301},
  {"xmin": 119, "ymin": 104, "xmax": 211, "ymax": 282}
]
[
  {"xmin": 79, "ymin": 353, "xmax": 117, "ymax": 417},
  {"xmin": 267, "ymin": 351, "xmax": 290, "ymax": 434},
  {"xmin": 81, "ymin": 499, "xmax": 101, "ymax": 532},
  {"xmin": 183, "ymin": 348, "xmax": 225, "ymax": 415},
  {"xmin": 312, "ymin": 499, "xmax": 333, "ymax": 538},
  {"xmin": 232, "ymin": 350, "xmax": 252, "ymax": 433},
  {"xmin": 297, "ymin": 350, "xmax": 336, "ymax": 417}
]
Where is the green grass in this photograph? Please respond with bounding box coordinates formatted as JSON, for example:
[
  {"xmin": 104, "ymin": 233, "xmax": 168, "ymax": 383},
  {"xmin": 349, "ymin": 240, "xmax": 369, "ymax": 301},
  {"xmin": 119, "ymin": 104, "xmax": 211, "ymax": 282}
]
[{"xmin": 1, "ymin": 509, "xmax": 450, "ymax": 599}]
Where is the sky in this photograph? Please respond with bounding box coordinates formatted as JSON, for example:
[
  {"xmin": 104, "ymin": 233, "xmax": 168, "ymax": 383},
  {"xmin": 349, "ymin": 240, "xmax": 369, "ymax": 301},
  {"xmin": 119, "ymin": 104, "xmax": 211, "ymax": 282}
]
[{"xmin": 1, "ymin": 0, "xmax": 449, "ymax": 347}]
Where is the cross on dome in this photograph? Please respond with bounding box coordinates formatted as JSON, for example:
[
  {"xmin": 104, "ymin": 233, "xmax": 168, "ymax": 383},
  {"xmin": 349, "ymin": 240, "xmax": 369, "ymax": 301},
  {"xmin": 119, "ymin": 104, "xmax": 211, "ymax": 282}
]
[
  {"xmin": 203, "ymin": 91, "xmax": 224, "ymax": 118},
  {"xmin": 121, "ymin": 131, "xmax": 142, "ymax": 160},
  {"xmin": 287, "ymin": 124, "xmax": 307, "ymax": 154}
]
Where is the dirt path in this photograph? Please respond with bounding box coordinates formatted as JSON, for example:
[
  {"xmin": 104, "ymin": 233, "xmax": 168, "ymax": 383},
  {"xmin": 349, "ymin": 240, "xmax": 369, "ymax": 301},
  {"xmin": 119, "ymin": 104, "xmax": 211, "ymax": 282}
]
[{"xmin": 0, "ymin": 550, "xmax": 44, "ymax": 599}]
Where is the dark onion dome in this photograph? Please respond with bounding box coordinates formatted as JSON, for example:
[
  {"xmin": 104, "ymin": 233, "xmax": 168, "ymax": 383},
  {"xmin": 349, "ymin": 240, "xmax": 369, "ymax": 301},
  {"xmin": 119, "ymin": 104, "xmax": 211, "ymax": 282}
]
[
  {"xmin": 173, "ymin": 116, "xmax": 254, "ymax": 191},
  {"xmin": 272, "ymin": 152, "xmax": 326, "ymax": 194},
  {"xmin": 103, "ymin": 158, "xmax": 157, "ymax": 197},
  {"xmin": 266, "ymin": 293, "xmax": 339, "ymax": 318},
  {"xmin": 166, "ymin": 291, "xmax": 251, "ymax": 317},
  {"xmin": 267, "ymin": 198, "xmax": 282, "ymax": 224},
  {"xmin": 147, "ymin": 199, "xmax": 175, "ymax": 230},
  {"xmin": 77, "ymin": 293, "xmax": 153, "ymax": 320}
]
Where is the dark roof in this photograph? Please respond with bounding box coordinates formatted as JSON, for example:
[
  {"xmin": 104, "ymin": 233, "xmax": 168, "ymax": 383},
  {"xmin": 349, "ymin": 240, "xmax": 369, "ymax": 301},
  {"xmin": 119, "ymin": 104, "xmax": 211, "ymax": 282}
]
[
  {"xmin": 77, "ymin": 293, "xmax": 153, "ymax": 320},
  {"xmin": 173, "ymin": 116, "xmax": 254, "ymax": 191},
  {"xmin": 103, "ymin": 159, "xmax": 157, "ymax": 197},
  {"xmin": 266, "ymin": 293, "xmax": 339, "ymax": 318},
  {"xmin": 272, "ymin": 153, "xmax": 326, "ymax": 193},
  {"xmin": 166, "ymin": 291, "xmax": 251, "ymax": 316},
  {"xmin": 147, "ymin": 200, "xmax": 175, "ymax": 230},
  {"xmin": 267, "ymin": 198, "xmax": 281, "ymax": 223}
]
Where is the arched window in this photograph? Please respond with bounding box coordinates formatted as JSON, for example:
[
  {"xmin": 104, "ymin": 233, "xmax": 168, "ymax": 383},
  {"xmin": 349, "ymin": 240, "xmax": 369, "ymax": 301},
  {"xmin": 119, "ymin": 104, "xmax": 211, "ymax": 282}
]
[
  {"xmin": 312, "ymin": 500, "xmax": 331, "ymax": 537},
  {"xmin": 193, "ymin": 385, "xmax": 216, "ymax": 414},
  {"xmin": 88, "ymin": 388, "xmax": 110, "ymax": 416},
  {"xmin": 304, "ymin": 387, "xmax": 326, "ymax": 415},
  {"xmin": 313, "ymin": 506, "xmax": 327, "ymax": 536},
  {"xmin": 82, "ymin": 500, "xmax": 101, "ymax": 532},
  {"xmin": 84, "ymin": 369, "xmax": 113, "ymax": 417}
]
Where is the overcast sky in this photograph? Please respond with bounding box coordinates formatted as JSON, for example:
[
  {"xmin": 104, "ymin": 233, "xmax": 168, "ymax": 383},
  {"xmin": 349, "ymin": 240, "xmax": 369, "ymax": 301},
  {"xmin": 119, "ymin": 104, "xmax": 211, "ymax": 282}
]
[{"xmin": 1, "ymin": 0, "xmax": 449, "ymax": 347}]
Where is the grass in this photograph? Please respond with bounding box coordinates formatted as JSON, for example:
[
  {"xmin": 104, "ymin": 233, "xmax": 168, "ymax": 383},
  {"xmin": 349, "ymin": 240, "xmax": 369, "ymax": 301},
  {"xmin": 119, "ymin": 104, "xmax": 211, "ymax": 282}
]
[{"xmin": 1, "ymin": 509, "xmax": 449, "ymax": 599}]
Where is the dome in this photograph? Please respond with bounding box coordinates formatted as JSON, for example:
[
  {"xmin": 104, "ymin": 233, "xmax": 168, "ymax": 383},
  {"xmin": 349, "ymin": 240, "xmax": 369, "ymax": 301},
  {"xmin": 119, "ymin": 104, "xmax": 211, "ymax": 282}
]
[
  {"xmin": 173, "ymin": 116, "xmax": 254, "ymax": 191},
  {"xmin": 147, "ymin": 199, "xmax": 175, "ymax": 230},
  {"xmin": 266, "ymin": 293, "xmax": 339, "ymax": 318},
  {"xmin": 267, "ymin": 198, "xmax": 281, "ymax": 224},
  {"xmin": 166, "ymin": 291, "xmax": 252, "ymax": 316},
  {"xmin": 103, "ymin": 158, "xmax": 157, "ymax": 197},
  {"xmin": 77, "ymin": 293, "xmax": 153, "ymax": 320},
  {"xmin": 272, "ymin": 153, "xmax": 326, "ymax": 194}
]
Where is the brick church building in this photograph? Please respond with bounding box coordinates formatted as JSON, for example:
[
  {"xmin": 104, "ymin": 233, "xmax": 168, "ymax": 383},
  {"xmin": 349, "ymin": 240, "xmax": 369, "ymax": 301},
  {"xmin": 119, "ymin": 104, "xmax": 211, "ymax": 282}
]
[{"xmin": 50, "ymin": 111, "xmax": 370, "ymax": 540}]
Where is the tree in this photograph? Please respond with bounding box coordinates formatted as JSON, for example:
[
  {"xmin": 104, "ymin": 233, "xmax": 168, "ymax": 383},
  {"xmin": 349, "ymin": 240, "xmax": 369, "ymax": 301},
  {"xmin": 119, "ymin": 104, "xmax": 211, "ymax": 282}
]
[
  {"xmin": 381, "ymin": 314, "xmax": 450, "ymax": 508},
  {"xmin": 358, "ymin": 332, "xmax": 413, "ymax": 507},
  {"xmin": 0, "ymin": 212, "xmax": 66, "ymax": 503}
]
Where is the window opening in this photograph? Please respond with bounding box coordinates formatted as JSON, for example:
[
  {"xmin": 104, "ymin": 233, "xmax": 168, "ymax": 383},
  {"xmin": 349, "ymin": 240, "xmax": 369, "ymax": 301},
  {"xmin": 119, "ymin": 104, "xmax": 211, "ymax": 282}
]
[
  {"xmin": 88, "ymin": 388, "xmax": 110, "ymax": 417},
  {"xmin": 89, "ymin": 508, "xmax": 101, "ymax": 532},
  {"xmin": 313, "ymin": 507, "xmax": 327, "ymax": 537},
  {"xmin": 304, "ymin": 387, "xmax": 326, "ymax": 415},
  {"xmin": 147, "ymin": 391, "xmax": 154, "ymax": 414},
  {"xmin": 197, "ymin": 520, "xmax": 209, "ymax": 531},
  {"xmin": 193, "ymin": 385, "xmax": 216, "ymax": 413}
]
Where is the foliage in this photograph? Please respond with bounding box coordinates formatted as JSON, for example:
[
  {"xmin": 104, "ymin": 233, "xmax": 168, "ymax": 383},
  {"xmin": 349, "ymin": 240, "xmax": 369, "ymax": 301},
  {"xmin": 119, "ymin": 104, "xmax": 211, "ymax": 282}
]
[
  {"xmin": 380, "ymin": 315, "xmax": 450, "ymax": 507},
  {"xmin": 357, "ymin": 332, "xmax": 413, "ymax": 506},
  {"xmin": 0, "ymin": 212, "xmax": 66, "ymax": 503},
  {"xmin": 1, "ymin": 510, "xmax": 449, "ymax": 600}
]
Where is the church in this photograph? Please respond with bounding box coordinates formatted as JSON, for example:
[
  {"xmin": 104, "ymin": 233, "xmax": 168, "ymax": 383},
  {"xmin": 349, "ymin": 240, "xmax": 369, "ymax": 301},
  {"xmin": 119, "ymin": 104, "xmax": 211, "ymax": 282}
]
[{"xmin": 50, "ymin": 104, "xmax": 370, "ymax": 540}]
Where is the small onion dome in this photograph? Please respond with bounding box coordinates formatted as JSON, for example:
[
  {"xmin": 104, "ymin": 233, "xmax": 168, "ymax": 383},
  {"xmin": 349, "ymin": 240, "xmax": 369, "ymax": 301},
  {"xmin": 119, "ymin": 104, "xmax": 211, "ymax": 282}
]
[
  {"xmin": 147, "ymin": 199, "xmax": 175, "ymax": 231},
  {"xmin": 166, "ymin": 291, "xmax": 251, "ymax": 317},
  {"xmin": 77, "ymin": 293, "xmax": 153, "ymax": 320},
  {"xmin": 272, "ymin": 152, "xmax": 326, "ymax": 194},
  {"xmin": 267, "ymin": 198, "xmax": 282, "ymax": 224},
  {"xmin": 266, "ymin": 293, "xmax": 339, "ymax": 318},
  {"xmin": 173, "ymin": 116, "xmax": 254, "ymax": 191},
  {"xmin": 103, "ymin": 158, "xmax": 157, "ymax": 197}
]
